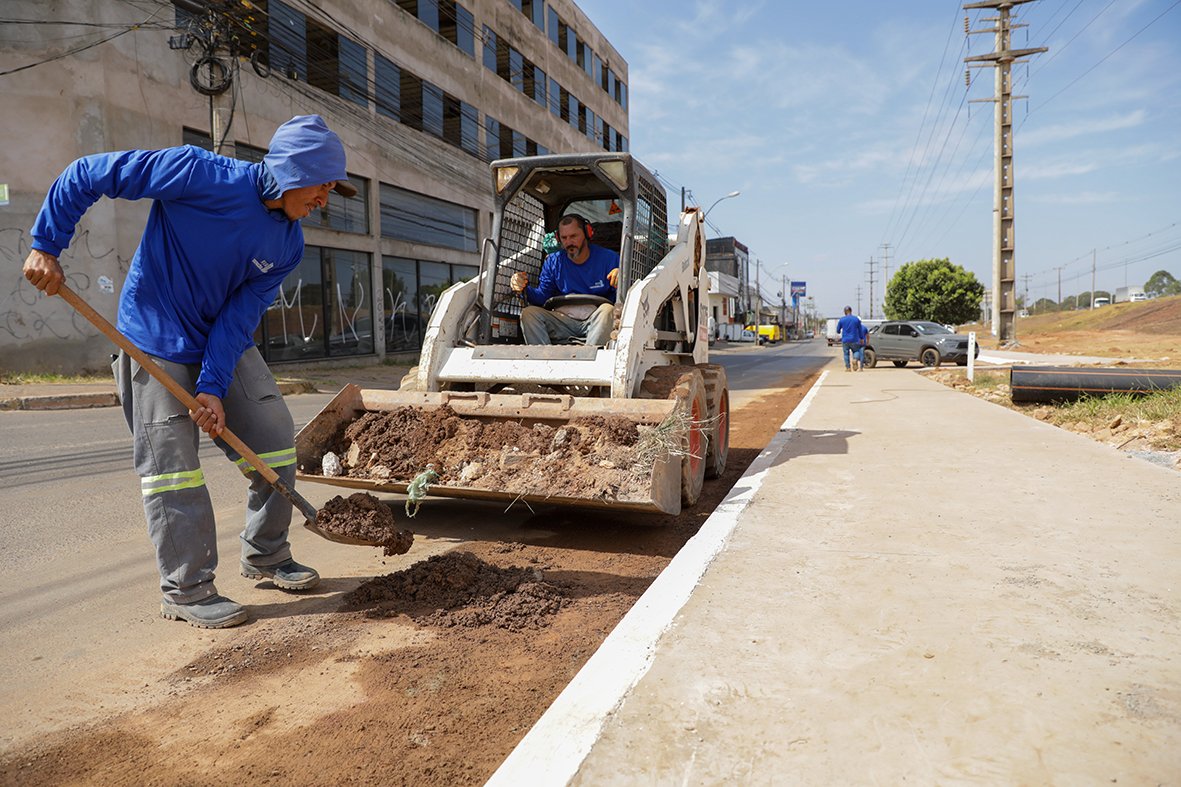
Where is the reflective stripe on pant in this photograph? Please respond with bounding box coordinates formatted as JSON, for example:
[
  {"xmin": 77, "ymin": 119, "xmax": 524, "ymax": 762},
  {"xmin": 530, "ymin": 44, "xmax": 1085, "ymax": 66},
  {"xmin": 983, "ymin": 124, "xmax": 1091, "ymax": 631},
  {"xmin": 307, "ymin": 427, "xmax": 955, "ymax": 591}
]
[{"xmin": 114, "ymin": 346, "xmax": 296, "ymax": 603}]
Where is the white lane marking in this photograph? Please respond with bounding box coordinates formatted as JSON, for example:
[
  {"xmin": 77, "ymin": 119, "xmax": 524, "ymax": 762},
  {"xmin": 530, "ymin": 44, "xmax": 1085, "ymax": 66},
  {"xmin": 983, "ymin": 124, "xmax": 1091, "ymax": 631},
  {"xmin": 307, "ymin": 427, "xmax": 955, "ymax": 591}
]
[{"xmin": 487, "ymin": 370, "xmax": 830, "ymax": 785}]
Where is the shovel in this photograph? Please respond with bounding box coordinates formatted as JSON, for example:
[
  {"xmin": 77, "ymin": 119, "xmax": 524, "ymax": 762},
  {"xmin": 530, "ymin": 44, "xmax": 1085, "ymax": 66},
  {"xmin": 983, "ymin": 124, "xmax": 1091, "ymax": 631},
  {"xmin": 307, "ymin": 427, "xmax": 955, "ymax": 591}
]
[{"xmin": 55, "ymin": 284, "xmax": 377, "ymax": 547}]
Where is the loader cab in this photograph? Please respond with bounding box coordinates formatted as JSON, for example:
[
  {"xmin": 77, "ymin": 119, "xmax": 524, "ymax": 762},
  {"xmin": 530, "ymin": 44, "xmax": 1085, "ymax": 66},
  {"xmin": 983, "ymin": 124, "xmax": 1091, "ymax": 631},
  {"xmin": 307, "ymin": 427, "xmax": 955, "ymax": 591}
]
[{"xmin": 477, "ymin": 153, "xmax": 669, "ymax": 345}]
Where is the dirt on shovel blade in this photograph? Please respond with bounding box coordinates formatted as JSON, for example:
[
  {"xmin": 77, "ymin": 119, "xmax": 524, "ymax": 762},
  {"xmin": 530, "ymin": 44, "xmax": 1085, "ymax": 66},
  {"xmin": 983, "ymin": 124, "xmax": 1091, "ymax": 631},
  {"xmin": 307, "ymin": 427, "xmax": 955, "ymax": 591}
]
[{"xmin": 317, "ymin": 492, "xmax": 414, "ymax": 555}]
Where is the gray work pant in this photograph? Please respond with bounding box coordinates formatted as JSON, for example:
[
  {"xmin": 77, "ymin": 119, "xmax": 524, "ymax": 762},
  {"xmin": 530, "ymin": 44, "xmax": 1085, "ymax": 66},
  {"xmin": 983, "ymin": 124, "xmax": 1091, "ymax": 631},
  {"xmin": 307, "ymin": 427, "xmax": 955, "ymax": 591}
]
[
  {"xmin": 113, "ymin": 346, "xmax": 296, "ymax": 603},
  {"xmin": 520, "ymin": 303, "xmax": 614, "ymax": 346}
]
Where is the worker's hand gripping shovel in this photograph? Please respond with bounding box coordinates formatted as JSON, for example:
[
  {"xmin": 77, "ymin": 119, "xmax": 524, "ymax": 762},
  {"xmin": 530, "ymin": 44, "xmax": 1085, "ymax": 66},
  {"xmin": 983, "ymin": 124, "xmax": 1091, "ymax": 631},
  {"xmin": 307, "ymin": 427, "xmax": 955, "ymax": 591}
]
[{"xmin": 55, "ymin": 284, "xmax": 379, "ymax": 547}]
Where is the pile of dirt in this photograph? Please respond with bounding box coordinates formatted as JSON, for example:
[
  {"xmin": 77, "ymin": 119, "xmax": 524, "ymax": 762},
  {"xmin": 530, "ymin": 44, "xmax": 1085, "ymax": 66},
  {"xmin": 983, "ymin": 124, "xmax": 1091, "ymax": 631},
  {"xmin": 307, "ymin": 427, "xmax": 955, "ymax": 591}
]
[
  {"xmin": 314, "ymin": 405, "xmax": 654, "ymax": 504},
  {"xmin": 343, "ymin": 551, "xmax": 569, "ymax": 631},
  {"xmin": 318, "ymin": 493, "xmax": 414, "ymax": 555}
]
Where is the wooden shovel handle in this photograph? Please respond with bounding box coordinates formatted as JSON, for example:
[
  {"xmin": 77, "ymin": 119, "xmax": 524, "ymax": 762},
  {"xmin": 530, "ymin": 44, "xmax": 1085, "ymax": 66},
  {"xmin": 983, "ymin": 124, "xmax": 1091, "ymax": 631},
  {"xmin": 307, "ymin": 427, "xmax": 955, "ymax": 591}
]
[{"xmin": 56, "ymin": 284, "xmax": 318, "ymax": 523}]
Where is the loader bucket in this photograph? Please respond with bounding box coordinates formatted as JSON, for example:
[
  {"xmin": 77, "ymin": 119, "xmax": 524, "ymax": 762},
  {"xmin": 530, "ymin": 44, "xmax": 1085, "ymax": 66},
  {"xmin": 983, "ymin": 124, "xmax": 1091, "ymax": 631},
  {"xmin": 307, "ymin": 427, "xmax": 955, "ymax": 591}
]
[{"xmin": 295, "ymin": 385, "xmax": 685, "ymax": 514}]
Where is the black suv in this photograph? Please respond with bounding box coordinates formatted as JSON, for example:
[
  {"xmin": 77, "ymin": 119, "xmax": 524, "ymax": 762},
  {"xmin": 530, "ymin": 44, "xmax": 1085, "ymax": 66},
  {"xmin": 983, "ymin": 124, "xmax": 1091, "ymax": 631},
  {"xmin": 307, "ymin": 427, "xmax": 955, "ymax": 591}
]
[{"xmin": 862, "ymin": 321, "xmax": 977, "ymax": 368}]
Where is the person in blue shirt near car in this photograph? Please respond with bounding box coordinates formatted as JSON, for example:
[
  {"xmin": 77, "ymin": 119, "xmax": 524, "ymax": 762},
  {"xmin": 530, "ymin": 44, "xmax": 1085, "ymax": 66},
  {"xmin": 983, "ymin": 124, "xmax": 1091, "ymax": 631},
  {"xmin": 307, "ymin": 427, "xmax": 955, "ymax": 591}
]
[
  {"xmin": 508, "ymin": 214, "xmax": 620, "ymax": 346},
  {"xmin": 22, "ymin": 115, "xmax": 356, "ymax": 629},
  {"xmin": 836, "ymin": 306, "xmax": 864, "ymax": 371}
]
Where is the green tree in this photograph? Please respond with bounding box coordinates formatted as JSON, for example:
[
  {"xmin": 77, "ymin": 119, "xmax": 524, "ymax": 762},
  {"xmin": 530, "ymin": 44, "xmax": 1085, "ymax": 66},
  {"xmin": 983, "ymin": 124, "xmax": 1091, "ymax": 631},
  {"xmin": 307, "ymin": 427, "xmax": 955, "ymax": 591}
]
[
  {"xmin": 1061, "ymin": 294, "xmax": 1077, "ymax": 311},
  {"xmin": 1032, "ymin": 297, "xmax": 1057, "ymax": 314},
  {"xmin": 883, "ymin": 258, "xmax": 984, "ymax": 325},
  {"xmin": 1144, "ymin": 269, "xmax": 1181, "ymax": 298}
]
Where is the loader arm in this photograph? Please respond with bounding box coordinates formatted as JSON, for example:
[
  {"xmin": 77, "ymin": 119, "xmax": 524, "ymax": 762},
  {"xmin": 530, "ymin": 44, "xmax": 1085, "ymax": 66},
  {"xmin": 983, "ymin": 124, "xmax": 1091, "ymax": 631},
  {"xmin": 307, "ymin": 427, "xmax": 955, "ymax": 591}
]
[{"xmin": 612, "ymin": 209, "xmax": 710, "ymax": 398}]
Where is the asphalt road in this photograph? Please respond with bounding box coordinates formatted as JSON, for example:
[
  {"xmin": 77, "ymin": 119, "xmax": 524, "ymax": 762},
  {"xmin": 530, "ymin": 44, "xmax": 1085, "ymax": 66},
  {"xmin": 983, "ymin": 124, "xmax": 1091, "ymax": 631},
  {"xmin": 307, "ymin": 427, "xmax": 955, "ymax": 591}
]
[{"xmin": 0, "ymin": 339, "xmax": 828, "ymax": 750}]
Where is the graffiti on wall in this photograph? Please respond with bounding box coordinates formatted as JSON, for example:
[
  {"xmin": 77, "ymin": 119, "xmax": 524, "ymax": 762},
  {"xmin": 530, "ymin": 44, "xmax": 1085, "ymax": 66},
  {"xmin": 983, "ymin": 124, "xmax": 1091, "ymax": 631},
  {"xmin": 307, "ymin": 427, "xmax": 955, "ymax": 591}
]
[{"xmin": 0, "ymin": 226, "xmax": 129, "ymax": 341}]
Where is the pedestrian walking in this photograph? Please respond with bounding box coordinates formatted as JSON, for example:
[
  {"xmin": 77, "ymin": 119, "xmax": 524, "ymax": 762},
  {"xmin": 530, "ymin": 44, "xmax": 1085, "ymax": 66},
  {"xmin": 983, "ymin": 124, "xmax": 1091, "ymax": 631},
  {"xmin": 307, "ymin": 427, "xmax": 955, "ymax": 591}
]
[
  {"xmin": 836, "ymin": 306, "xmax": 864, "ymax": 371},
  {"xmin": 22, "ymin": 115, "xmax": 356, "ymax": 628}
]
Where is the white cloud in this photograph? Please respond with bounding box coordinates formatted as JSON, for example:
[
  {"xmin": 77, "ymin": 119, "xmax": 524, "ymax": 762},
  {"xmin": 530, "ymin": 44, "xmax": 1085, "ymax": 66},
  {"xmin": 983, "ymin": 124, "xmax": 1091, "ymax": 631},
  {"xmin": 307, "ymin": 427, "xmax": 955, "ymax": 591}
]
[
  {"xmin": 1022, "ymin": 110, "xmax": 1147, "ymax": 146},
  {"xmin": 1031, "ymin": 191, "xmax": 1121, "ymax": 206}
]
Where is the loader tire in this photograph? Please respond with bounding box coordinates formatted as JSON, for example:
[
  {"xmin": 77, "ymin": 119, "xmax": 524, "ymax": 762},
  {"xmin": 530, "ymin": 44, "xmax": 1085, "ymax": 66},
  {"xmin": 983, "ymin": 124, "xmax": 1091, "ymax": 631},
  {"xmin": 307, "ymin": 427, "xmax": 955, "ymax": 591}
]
[
  {"xmin": 639, "ymin": 366, "xmax": 708, "ymax": 507},
  {"xmin": 696, "ymin": 364, "xmax": 730, "ymax": 479}
]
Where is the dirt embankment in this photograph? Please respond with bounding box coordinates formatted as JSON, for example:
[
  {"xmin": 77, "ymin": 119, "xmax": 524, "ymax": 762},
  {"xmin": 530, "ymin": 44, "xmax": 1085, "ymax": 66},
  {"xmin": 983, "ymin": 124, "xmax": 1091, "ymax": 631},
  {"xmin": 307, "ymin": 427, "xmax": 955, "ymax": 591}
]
[
  {"xmin": 966, "ymin": 294, "xmax": 1181, "ymax": 361},
  {"xmin": 0, "ymin": 368, "xmax": 822, "ymax": 787}
]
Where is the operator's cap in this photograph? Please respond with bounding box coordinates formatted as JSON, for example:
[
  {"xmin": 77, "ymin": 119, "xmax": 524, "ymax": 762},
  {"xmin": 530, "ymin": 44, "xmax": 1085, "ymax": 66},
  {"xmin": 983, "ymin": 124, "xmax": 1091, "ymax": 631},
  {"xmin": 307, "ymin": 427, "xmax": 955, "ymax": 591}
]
[{"xmin": 264, "ymin": 115, "xmax": 357, "ymax": 198}]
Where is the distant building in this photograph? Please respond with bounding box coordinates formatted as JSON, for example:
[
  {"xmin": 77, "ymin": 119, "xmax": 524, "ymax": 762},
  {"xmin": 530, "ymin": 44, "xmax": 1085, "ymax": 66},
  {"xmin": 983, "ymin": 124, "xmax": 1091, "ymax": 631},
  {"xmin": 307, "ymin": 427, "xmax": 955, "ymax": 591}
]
[
  {"xmin": 705, "ymin": 237, "xmax": 751, "ymax": 339},
  {"xmin": 1, "ymin": 0, "xmax": 629, "ymax": 373}
]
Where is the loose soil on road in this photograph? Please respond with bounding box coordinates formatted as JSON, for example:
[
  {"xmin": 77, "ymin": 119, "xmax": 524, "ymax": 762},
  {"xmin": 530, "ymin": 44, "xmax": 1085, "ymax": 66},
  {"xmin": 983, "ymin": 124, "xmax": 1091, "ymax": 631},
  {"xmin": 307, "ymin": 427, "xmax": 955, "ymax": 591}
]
[{"xmin": 0, "ymin": 368, "xmax": 819, "ymax": 786}]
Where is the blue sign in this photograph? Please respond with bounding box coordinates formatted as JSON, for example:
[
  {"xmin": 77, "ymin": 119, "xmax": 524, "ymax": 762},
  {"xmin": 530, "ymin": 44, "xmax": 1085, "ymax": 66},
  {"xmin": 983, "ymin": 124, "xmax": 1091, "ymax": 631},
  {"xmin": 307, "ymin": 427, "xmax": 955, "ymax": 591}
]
[{"xmin": 790, "ymin": 281, "xmax": 806, "ymax": 297}]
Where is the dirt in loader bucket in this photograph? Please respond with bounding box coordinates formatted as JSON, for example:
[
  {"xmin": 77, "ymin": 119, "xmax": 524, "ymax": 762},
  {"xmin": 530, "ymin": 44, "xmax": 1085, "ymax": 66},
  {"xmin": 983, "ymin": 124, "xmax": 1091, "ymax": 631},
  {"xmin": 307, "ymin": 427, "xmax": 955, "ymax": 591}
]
[
  {"xmin": 317, "ymin": 492, "xmax": 415, "ymax": 556},
  {"xmin": 310, "ymin": 404, "xmax": 668, "ymax": 506}
]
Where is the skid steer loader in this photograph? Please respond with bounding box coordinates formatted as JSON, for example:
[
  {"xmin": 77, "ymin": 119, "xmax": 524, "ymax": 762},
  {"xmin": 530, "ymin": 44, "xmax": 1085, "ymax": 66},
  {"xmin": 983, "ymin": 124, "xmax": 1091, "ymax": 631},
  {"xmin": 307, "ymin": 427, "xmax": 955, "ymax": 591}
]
[{"xmin": 294, "ymin": 153, "xmax": 729, "ymax": 515}]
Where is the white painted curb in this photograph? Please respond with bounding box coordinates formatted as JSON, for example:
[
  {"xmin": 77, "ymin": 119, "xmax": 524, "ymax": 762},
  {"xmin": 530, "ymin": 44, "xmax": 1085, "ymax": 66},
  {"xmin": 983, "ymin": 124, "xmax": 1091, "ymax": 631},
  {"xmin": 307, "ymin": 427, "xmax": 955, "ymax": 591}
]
[{"xmin": 487, "ymin": 370, "xmax": 830, "ymax": 785}]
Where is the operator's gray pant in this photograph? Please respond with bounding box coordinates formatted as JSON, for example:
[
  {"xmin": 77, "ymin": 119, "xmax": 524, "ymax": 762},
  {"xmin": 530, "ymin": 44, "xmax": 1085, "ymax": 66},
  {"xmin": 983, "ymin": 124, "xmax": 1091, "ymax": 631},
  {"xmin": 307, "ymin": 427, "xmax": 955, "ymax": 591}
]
[
  {"xmin": 113, "ymin": 347, "xmax": 296, "ymax": 604},
  {"xmin": 520, "ymin": 303, "xmax": 613, "ymax": 346}
]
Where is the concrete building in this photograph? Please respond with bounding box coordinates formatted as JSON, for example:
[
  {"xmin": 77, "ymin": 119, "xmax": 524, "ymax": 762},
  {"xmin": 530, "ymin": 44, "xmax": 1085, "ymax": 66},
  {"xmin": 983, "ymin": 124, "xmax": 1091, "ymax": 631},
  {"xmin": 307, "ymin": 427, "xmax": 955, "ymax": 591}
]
[
  {"xmin": 704, "ymin": 236, "xmax": 749, "ymax": 338},
  {"xmin": 0, "ymin": 0, "xmax": 628, "ymax": 373}
]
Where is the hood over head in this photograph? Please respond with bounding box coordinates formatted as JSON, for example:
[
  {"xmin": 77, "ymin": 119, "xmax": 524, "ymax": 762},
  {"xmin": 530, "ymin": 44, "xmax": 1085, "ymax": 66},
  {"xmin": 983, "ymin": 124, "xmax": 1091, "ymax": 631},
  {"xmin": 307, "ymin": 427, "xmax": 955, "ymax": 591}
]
[{"xmin": 263, "ymin": 115, "xmax": 356, "ymax": 198}]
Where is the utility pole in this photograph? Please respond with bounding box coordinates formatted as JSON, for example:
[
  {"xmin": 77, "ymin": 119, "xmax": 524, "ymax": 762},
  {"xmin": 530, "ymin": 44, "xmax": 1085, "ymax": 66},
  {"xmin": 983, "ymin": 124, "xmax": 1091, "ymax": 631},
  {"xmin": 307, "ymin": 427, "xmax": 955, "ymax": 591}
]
[
  {"xmin": 1020, "ymin": 272, "xmax": 1032, "ymax": 311},
  {"xmin": 1055, "ymin": 266, "xmax": 1063, "ymax": 308},
  {"xmin": 865, "ymin": 257, "xmax": 877, "ymax": 319},
  {"xmin": 856, "ymin": 285, "xmax": 862, "ymax": 317},
  {"xmin": 781, "ymin": 274, "xmax": 788, "ymax": 328},
  {"xmin": 965, "ymin": 0, "xmax": 1047, "ymax": 343},
  {"xmin": 879, "ymin": 243, "xmax": 892, "ymax": 315},
  {"xmin": 1090, "ymin": 248, "xmax": 1096, "ymax": 309}
]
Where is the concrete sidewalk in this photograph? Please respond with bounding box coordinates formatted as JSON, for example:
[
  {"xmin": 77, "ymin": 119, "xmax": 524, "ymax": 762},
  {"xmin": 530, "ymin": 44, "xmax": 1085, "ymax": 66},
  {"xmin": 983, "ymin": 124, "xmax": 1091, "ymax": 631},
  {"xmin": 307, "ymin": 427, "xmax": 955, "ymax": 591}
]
[{"xmin": 493, "ymin": 359, "xmax": 1181, "ymax": 784}]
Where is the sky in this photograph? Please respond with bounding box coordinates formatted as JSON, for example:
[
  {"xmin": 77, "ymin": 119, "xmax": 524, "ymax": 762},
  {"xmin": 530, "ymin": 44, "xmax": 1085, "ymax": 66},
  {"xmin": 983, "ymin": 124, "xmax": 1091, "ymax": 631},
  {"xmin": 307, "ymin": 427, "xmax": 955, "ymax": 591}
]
[{"xmin": 577, "ymin": 0, "xmax": 1181, "ymax": 319}]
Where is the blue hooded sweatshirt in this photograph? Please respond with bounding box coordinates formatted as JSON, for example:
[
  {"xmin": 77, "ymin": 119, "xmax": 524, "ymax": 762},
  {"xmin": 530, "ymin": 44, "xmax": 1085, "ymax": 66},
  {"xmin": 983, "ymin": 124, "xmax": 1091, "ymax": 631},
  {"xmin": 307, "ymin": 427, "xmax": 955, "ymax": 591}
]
[{"xmin": 30, "ymin": 115, "xmax": 350, "ymax": 399}]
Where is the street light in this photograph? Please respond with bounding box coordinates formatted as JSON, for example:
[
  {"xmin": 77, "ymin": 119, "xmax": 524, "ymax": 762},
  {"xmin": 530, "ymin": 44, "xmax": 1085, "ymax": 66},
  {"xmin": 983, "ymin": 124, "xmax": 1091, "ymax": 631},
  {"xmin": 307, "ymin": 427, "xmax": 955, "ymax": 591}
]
[{"xmin": 702, "ymin": 190, "xmax": 741, "ymax": 222}]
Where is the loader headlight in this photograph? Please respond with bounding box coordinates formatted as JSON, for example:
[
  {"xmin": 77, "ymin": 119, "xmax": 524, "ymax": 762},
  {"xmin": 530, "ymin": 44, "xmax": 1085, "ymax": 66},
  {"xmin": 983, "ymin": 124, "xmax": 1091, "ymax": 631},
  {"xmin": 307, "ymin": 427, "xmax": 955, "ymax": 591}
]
[{"xmin": 495, "ymin": 166, "xmax": 519, "ymax": 194}]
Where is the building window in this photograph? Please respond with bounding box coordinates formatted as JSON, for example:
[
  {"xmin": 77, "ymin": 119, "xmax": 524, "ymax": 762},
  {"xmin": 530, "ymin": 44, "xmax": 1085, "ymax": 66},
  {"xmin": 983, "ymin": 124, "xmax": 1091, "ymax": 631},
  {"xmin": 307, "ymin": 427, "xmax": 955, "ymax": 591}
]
[
  {"xmin": 303, "ymin": 175, "xmax": 370, "ymax": 234},
  {"xmin": 325, "ymin": 248, "xmax": 374, "ymax": 357},
  {"xmin": 484, "ymin": 116, "xmax": 500, "ymax": 161},
  {"xmin": 380, "ymin": 184, "xmax": 478, "ymax": 252},
  {"xmin": 382, "ymin": 258, "xmax": 478, "ymax": 351},
  {"xmin": 376, "ymin": 54, "xmax": 400, "ymax": 120},
  {"xmin": 399, "ymin": 70, "xmax": 424, "ymax": 131},
  {"xmin": 422, "ymin": 81, "xmax": 445, "ymax": 138},
  {"xmin": 444, "ymin": 97, "xmax": 480, "ymax": 156},
  {"xmin": 482, "ymin": 25, "xmax": 497, "ymax": 72},
  {"xmin": 262, "ymin": 247, "xmax": 323, "ymax": 362},
  {"xmin": 548, "ymin": 78, "xmax": 561, "ymax": 117},
  {"xmin": 547, "ymin": 5, "xmax": 559, "ymax": 46},
  {"xmin": 339, "ymin": 35, "xmax": 368, "ymax": 108},
  {"xmin": 439, "ymin": 1, "xmax": 475, "ymax": 56},
  {"xmin": 234, "ymin": 141, "xmax": 267, "ymax": 163},
  {"xmin": 269, "ymin": 0, "xmax": 307, "ymax": 81},
  {"xmin": 183, "ymin": 127, "xmax": 213, "ymax": 150},
  {"xmin": 397, "ymin": 0, "xmax": 439, "ymax": 32}
]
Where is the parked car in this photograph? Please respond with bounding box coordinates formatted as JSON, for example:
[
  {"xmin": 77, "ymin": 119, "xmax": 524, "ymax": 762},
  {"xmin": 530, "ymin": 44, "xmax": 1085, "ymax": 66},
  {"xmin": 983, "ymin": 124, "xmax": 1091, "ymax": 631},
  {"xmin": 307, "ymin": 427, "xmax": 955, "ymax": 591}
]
[{"xmin": 862, "ymin": 320, "xmax": 979, "ymax": 368}]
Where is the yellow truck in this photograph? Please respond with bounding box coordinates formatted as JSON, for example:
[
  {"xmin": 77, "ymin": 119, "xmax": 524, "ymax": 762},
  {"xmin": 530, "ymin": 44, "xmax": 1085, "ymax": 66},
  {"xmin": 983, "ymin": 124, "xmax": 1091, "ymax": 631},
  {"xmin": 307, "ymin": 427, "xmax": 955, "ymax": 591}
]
[{"xmin": 745, "ymin": 322, "xmax": 783, "ymax": 344}]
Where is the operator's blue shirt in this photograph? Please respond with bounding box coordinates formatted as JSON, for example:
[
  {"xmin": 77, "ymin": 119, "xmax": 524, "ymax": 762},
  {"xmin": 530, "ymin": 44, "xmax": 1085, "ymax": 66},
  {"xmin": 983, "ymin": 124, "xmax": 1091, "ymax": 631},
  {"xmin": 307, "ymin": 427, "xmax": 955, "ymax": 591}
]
[
  {"xmin": 30, "ymin": 146, "xmax": 304, "ymax": 399},
  {"xmin": 837, "ymin": 314, "xmax": 863, "ymax": 344},
  {"xmin": 524, "ymin": 243, "xmax": 619, "ymax": 306}
]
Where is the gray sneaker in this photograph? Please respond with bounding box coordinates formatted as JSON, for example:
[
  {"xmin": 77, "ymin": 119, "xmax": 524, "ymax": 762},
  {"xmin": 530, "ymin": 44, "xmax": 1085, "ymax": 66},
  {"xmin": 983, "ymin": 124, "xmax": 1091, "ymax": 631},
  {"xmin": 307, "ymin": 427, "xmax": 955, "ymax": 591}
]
[
  {"xmin": 161, "ymin": 594, "xmax": 247, "ymax": 629},
  {"xmin": 241, "ymin": 559, "xmax": 320, "ymax": 590}
]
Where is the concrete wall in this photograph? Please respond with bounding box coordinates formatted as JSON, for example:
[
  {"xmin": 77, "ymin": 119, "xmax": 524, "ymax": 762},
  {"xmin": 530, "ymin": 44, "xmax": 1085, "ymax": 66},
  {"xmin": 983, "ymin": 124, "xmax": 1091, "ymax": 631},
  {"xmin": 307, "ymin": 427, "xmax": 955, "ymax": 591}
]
[{"xmin": 0, "ymin": 0, "xmax": 629, "ymax": 374}]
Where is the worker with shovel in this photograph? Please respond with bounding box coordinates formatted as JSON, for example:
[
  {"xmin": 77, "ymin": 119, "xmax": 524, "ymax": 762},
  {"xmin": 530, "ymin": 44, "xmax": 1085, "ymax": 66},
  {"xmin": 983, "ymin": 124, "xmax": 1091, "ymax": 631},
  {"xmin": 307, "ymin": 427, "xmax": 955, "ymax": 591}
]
[{"xmin": 22, "ymin": 115, "xmax": 356, "ymax": 628}]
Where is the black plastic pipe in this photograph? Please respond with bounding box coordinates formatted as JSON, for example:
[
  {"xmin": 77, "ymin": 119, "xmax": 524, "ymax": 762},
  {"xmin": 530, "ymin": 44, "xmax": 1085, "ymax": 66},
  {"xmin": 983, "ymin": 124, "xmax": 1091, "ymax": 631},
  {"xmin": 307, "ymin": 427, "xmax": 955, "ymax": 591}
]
[{"xmin": 1010, "ymin": 366, "xmax": 1181, "ymax": 403}]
